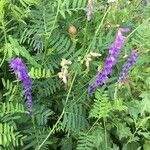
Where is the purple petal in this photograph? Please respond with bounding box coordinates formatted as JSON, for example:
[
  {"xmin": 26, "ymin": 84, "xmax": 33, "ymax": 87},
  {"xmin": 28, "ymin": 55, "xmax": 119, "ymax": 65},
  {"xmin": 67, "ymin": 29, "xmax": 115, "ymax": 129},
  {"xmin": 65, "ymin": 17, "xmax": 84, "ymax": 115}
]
[
  {"xmin": 119, "ymin": 51, "xmax": 138, "ymax": 83},
  {"xmin": 9, "ymin": 57, "xmax": 32, "ymax": 116}
]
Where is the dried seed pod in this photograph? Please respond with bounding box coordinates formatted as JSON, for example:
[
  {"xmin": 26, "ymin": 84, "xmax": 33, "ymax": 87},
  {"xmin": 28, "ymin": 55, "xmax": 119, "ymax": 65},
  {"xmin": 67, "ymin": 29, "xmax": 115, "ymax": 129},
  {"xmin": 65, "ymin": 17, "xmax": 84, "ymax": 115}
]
[{"xmin": 68, "ymin": 25, "xmax": 77, "ymax": 35}]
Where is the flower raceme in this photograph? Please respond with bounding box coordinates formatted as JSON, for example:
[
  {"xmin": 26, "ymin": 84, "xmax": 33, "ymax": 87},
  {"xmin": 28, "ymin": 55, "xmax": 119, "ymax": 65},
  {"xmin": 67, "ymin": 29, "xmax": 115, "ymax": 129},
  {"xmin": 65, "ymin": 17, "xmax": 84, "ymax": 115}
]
[
  {"xmin": 118, "ymin": 51, "xmax": 138, "ymax": 83},
  {"xmin": 88, "ymin": 28, "xmax": 129, "ymax": 93},
  {"xmin": 10, "ymin": 58, "xmax": 32, "ymax": 116}
]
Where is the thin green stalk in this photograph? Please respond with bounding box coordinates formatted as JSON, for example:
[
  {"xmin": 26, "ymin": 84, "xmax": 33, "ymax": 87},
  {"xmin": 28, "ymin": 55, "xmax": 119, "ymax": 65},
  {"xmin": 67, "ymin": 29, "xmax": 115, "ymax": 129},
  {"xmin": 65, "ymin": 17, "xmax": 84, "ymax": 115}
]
[
  {"xmin": 103, "ymin": 118, "xmax": 108, "ymax": 150},
  {"xmin": 0, "ymin": 19, "xmax": 7, "ymax": 67},
  {"xmin": 126, "ymin": 17, "xmax": 150, "ymax": 40},
  {"xmin": 32, "ymin": 116, "xmax": 40, "ymax": 147},
  {"xmin": 114, "ymin": 83, "xmax": 118, "ymax": 100},
  {"xmin": 82, "ymin": 19, "xmax": 88, "ymax": 50},
  {"xmin": 81, "ymin": 7, "xmax": 110, "ymax": 77},
  {"xmin": 37, "ymin": 110, "xmax": 64, "ymax": 150},
  {"xmin": 87, "ymin": 118, "xmax": 100, "ymax": 134},
  {"xmin": 124, "ymin": 17, "xmax": 150, "ymax": 60},
  {"xmin": 87, "ymin": 117, "xmax": 107, "ymax": 150},
  {"xmin": 42, "ymin": 0, "xmax": 60, "ymax": 66},
  {"xmin": 37, "ymin": 73, "xmax": 77, "ymax": 150},
  {"xmin": 85, "ymin": 6, "xmax": 110, "ymax": 55}
]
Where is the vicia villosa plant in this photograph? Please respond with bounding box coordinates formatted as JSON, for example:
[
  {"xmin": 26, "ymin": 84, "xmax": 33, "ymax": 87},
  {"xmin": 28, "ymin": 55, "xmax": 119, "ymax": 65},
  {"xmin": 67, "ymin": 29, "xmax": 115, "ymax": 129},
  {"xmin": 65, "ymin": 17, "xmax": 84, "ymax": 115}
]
[{"xmin": 0, "ymin": 0, "xmax": 150, "ymax": 150}]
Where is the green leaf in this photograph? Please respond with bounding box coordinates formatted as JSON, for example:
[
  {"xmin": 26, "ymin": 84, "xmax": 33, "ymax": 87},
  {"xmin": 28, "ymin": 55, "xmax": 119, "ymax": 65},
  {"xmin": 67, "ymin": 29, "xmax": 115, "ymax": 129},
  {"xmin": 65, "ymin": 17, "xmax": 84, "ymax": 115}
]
[
  {"xmin": 138, "ymin": 131, "xmax": 150, "ymax": 139},
  {"xmin": 126, "ymin": 100, "xmax": 140, "ymax": 120},
  {"xmin": 123, "ymin": 142, "xmax": 141, "ymax": 150},
  {"xmin": 117, "ymin": 123, "xmax": 132, "ymax": 140},
  {"xmin": 137, "ymin": 116, "xmax": 150, "ymax": 128},
  {"xmin": 77, "ymin": 132, "xmax": 96, "ymax": 150},
  {"xmin": 89, "ymin": 90, "xmax": 112, "ymax": 119},
  {"xmin": 140, "ymin": 91, "xmax": 150, "ymax": 116},
  {"xmin": 113, "ymin": 99, "xmax": 128, "ymax": 112},
  {"xmin": 143, "ymin": 140, "xmax": 150, "ymax": 150}
]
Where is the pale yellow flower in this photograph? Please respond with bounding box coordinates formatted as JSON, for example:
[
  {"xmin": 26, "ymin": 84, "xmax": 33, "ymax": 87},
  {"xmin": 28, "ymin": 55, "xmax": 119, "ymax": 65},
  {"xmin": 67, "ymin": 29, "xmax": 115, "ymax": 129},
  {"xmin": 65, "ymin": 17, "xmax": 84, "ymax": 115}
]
[
  {"xmin": 108, "ymin": 0, "xmax": 116, "ymax": 3},
  {"xmin": 58, "ymin": 59, "xmax": 72, "ymax": 84},
  {"xmin": 60, "ymin": 59, "xmax": 72, "ymax": 67}
]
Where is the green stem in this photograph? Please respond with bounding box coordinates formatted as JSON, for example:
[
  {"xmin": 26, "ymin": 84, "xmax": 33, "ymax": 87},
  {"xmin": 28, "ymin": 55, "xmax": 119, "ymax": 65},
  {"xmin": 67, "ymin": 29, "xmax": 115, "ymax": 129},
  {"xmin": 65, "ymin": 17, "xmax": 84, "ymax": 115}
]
[
  {"xmin": 82, "ymin": 19, "xmax": 88, "ymax": 50},
  {"xmin": 126, "ymin": 17, "xmax": 150, "ymax": 40},
  {"xmin": 85, "ymin": 7, "xmax": 110, "ymax": 55},
  {"xmin": 114, "ymin": 83, "xmax": 118, "ymax": 100},
  {"xmin": 87, "ymin": 118, "xmax": 100, "ymax": 134},
  {"xmin": 32, "ymin": 116, "xmax": 40, "ymax": 147},
  {"xmin": 124, "ymin": 17, "xmax": 150, "ymax": 56},
  {"xmin": 81, "ymin": 6, "xmax": 110, "ymax": 76},
  {"xmin": 0, "ymin": 19, "xmax": 7, "ymax": 67},
  {"xmin": 103, "ymin": 118, "xmax": 108, "ymax": 150},
  {"xmin": 42, "ymin": 0, "xmax": 60, "ymax": 66},
  {"xmin": 37, "ymin": 73, "xmax": 77, "ymax": 150},
  {"xmin": 37, "ymin": 110, "xmax": 64, "ymax": 150}
]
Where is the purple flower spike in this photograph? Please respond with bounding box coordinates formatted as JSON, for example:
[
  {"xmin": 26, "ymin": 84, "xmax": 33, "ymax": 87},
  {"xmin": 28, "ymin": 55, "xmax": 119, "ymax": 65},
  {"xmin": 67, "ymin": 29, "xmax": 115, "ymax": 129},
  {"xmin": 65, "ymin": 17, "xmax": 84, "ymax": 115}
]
[
  {"xmin": 88, "ymin": 84, "xmax": 95, "ymax": 93},
  {"xmin": 119, "ymin": 51, "xmax": 138, "ymax": 83},
  {"xmin": 88, "ymin": 28, "xmax": 129, "ymax": 93},
  {"xmin": 10, "ymin": 58, "xmax": 32, "ymax": 116}
]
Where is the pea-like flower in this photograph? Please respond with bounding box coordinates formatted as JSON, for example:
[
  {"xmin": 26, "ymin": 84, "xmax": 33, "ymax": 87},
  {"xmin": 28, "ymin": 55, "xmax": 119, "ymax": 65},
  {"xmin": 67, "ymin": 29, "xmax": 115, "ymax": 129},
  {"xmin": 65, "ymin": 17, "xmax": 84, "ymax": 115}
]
[
  {"xmin": 88, "ymin": 28, "xmax": 129, "ymax": 93},
  {"xmin": 108, "ymin": 0, "xmax": 116, "ymax": 3},
  {"xmin": 118, "ymin": 51, "xmax": 138, "ymax": 83},
  {"xmin": 78, "ymin": 52, "xmax": 101, "ymax": 71},
  {"xmin": 58, "ymin": 59, "xmax": 72, "ymax": 84},
  {"xmin": 10, "ymin": 58, "xmax": 32, "ymax": 116}
]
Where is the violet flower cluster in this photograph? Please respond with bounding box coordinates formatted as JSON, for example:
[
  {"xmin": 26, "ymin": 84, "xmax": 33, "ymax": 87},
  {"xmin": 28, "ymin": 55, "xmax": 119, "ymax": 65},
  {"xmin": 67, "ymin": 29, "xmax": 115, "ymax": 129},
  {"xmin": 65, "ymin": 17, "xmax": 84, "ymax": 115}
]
[
  {"xmin": 118, "ymin": 51, "xmax": 138, "ymax": 83},
  {"xmin": 10, "ymin": 58, "xmax": 32, "ymax": 116},
  {"xmin": 88, "ymin": 28, "xmax": 129, "ymax": 93}
]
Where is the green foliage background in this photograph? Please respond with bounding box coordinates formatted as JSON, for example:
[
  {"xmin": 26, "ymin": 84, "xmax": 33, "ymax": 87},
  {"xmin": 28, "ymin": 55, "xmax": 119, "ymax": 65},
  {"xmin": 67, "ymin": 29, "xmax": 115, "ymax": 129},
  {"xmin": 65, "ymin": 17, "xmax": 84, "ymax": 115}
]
[{"xmin": 0, "ymin": 0, "xmax": 150, "ymax": 149}]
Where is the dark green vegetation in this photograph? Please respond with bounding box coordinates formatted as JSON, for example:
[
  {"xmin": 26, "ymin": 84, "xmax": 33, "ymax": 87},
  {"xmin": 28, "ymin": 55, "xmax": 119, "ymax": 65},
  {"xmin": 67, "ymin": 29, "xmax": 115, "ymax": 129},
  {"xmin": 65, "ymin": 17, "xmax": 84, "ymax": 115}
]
[{"xmin": 0, "ymin": 0, "xmax": 150, "ymax": 149}]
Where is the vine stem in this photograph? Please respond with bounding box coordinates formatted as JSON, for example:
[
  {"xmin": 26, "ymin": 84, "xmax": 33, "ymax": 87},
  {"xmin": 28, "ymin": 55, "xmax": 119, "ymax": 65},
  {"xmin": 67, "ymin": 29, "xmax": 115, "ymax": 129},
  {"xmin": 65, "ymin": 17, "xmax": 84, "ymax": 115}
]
[
  {"xmin": 82, "ymin": 19, "xmax": 88, "ymax": 50},
  {"xmin": 32, "ymin": 116, "xmax": 40, "ymax": 147},
  {"xmin": 85, "ymin": 6, "xmax": 110, "ymax": 55},
  {"xmin": 103, "ymin": 118, "xmax": 108, "ymax": 150},
  {"xmin": 37, "ymin": 73, "xmax": 77, "ymax": 150},
  {"xmin": 114, "ymin": 83, "xmax": 118, "ymax": 100},
  {"xmin": 0, "ymin": 19, "xmax": 8, "ymax": 67},
  {"xmin": 41, "ymin": 0, "xmax": 60, "ymax": 66},
  {"xmin": 37, "ymin": 110, "xmax": 64, "ymax": 150},
  {"xmin": 87, "ymin": 118, "xmax": 108, "ymax": 150},
  {"xmin": 82, "ymin": 6, "xmax": 110, "ymax": 77},
  {"xmin": 126, "ymin": 17, "xmax": 150, "ymax": 40},
  {"xmin": 87, "ymin": 118, "xmax": 100, "ymax": 134}
]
